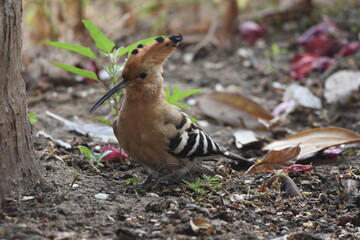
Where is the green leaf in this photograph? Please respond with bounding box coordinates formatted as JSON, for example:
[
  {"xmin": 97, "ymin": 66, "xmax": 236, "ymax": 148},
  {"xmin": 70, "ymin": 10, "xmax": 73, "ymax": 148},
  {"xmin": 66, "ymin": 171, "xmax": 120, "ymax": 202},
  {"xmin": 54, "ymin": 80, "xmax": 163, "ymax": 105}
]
[
  {"xmin": 28, "ymin": 112, "xmax": 37, "ymax": 125},
  {"xmin": 77, "ymin": 146, "xmax": 92, "ymax": 160},
  {"xmin": 82, "ymin": 19, "xmax": 115, "ymax": 53},
  {"xmin": 125, "ymin": 178, "xmax": 133, "ymax": 185},
  {"xmin": 165, "ymin": 87, "xmax": 171, "ymax": 99},
  {"xmin": 92, "ymin": 152, "xmax": 102, "ymax": 161},
  {"xmin": 126, "ymin": 177, "xmax": 140, "ymax": 185},
  {"xmin": 48, "ymin": 41, "xmax": 97, "ymax": 59},
  {"xmin": 119, "ymin": 36, "xmax": 165, "ymax": 57},
  {"xmin": 90, "ymin": 117, "xmax": 112, "ymax": 126},
  {"xmin": 52, "ymin": 63, "xmax": 99, "ymax": 81},
  {"xmin": 98, "ymin": 150, "xmax": 112, "ymax": 161},
  {"xmin": 188, "ymin": 115, "xmax": 198, "ymax": 123},
  {"xmin": 172, "ymin": 102, "xmax": 190, "ymax": 109},
  {"xmin": 96, "ymin": 162, "xmax": 104, "ymax": 167},
  {"xmin": 165, "ymin": 86, "xmax": 203, "ymax": 107}
]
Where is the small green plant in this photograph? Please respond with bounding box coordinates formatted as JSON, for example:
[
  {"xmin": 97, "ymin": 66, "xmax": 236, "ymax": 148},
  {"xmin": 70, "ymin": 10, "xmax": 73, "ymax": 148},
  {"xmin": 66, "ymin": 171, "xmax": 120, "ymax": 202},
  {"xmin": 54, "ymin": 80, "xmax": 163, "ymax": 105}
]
[
  {"xmin": 125, "ymin": 176, "xmax": 141, "ymax": 185},
  {"xmin": 77, "ymin": 145, "xmax": 111, "ymax": 168},
  {"xmin": 264, "ymin": 43, "xmax": 287, "ymax": 58},
  {"xmin": 183, "ymin": 177, "xmax": 207, "ymax": 196},
  {"xmin": 49, "ymin": 19, "xmax": 160, "ymax": 116},
  {"xmin": 125, "ymin": 176, "xmax": 145, "ymax": 193},
  {"xmin": 182, "ymin": 175, "xmax": 223, "ymax": 200},
  {"xmin": 165, "ymin": 86, "xmax": 203, "ymax": 108},
  {"xmin": 28, "ymin": 112, "xmax": 38, "ymax": 125},
  {"xmin": 264, "ymin": 43, "xmax": 288, "ymax": 73}
]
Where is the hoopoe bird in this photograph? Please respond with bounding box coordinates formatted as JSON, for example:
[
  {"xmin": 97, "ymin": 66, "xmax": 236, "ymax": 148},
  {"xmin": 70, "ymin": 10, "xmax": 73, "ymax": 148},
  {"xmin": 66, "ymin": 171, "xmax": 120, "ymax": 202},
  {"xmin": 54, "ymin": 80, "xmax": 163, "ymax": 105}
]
[{"xmin": 90, "ymin": 35, "xmax": 253, "ymax": 185}]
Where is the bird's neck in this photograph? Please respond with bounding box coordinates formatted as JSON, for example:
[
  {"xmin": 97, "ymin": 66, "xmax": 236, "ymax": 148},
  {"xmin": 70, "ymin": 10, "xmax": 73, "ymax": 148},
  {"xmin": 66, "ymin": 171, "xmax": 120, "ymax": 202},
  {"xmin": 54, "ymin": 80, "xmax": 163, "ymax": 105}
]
[{"xmin": 124, "ymin": 74, "xmax": 165, "ymax": 103}]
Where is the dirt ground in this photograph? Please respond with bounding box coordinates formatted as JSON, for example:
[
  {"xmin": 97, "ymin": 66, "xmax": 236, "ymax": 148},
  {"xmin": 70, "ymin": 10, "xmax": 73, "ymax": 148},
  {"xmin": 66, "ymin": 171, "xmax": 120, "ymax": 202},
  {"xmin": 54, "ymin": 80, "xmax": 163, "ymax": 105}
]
[{"xmin": 1, "ymin": 27, "xmax": 360, "ymax": 239}]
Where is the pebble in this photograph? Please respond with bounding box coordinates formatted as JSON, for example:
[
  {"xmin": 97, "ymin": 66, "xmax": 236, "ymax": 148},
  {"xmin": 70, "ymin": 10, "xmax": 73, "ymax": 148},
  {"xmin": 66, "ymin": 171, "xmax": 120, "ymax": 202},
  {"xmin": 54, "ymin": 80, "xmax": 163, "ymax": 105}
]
[
  {"xmin": 21, "ymin": 196, "xmax": 35, "ymax": 201},
  {"xmin": 95, "ymin": 193, "xmax": 109, "ymax": 200},
  {"xmin": 146, "ymin": 193, "xmax": 159, "ymax": 197}
]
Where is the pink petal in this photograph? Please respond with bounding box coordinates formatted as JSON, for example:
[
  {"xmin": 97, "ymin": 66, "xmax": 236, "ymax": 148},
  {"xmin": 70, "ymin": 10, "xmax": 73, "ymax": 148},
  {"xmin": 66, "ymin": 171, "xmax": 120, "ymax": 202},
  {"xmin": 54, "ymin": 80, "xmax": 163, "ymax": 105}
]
[
  {"xmin": 272, "ymin": 99, "xmax": 297, "ymax": 116},
  {"xmin": 101, "ymin": 145, "xmax": 128, "ymax": 161},
  {"xmin": 282, "ymin": 164, "xmax": 312, "ymax": 173},
  {"xmin": 337, "ymin": 41, "xmax": 360, "ymax": 57},
  {"xmin": 315, "ymin": 56, "xmax": 336, "ymax": 71},
  {"xmin": 322, "ymin": 147, "xmax": 343, "ymax": 158},
  {"xmin": 290, "ymin": 53, "xmax": 319, "ymax": 80},
  {"xmin": 290, "ymin": 54, "xmax": 336, "ymax": 80},
  {"xmin": 239, "ymin": 21, "xmax": 267, "ymax": 45},
  {"xmin": 298, "ymin": 18, "xmax": 342, "ymax": 56}
]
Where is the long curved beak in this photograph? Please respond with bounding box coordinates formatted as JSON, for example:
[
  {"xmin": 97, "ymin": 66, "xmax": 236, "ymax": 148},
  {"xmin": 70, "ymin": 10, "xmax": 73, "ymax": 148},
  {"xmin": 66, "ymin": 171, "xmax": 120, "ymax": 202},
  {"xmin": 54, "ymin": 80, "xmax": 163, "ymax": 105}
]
[{"xmin": 89, "ymin": 78, "xmax": 128, "ymax": 113}]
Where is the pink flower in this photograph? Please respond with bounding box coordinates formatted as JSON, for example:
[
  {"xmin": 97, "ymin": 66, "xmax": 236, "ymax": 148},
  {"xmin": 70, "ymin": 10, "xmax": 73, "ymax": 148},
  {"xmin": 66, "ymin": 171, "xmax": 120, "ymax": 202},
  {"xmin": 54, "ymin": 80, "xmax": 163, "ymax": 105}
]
[
  {"xmin": 100, "ymin": 145, "xmax": 128, "ymax": 161},
  {"xmin": 298, "ymin": 18, "xmax": 343, "ymax": 56},
  {"xmin": 322, "ymin": 147, "xmax": 343, "ymax": 158},
  {"xmin": 337, "ymin": 41, "xmax": 360, "ymax": 57},
  {"xmin": 239, "ymin": 21, "xmax": 267, "ymax": 45},
  {"xmin": 283, "ymin": 164, "xmax": 312, "ymax": 173},
  {"xmin": 290, "ymin": 53, "xmax": 335, "ymax": 80}
]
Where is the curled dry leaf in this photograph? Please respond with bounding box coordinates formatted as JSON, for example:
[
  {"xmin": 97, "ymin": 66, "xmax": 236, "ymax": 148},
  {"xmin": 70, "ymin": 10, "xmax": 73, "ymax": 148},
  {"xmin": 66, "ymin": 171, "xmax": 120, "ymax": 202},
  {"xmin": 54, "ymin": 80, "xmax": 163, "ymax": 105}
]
[
  {"xmin": 190, "ymin": 218, "xmax": 214, "ymax": 234},
  {"xmin": 263, "ymin": 127, "xmax": 360, "ymax": 160},
  {"xmin": 246, "ymin": 146, "xmax": 301, "ymax": 174},
  {"xmin": 198, "ymin": 92, "xmax": 273, "ymax": 130},
  {"xmin": 266, "ymin": 174, "xmax": 302, "ymax": 198}
]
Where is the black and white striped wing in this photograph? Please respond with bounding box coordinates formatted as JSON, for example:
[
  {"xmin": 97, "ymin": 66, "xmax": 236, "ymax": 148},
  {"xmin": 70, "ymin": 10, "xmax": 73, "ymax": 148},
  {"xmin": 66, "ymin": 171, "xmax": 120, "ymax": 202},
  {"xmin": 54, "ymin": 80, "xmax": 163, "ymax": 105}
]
[{"xmin": 167, "ymin": 113, "xmax": 223, "ymax": 159}]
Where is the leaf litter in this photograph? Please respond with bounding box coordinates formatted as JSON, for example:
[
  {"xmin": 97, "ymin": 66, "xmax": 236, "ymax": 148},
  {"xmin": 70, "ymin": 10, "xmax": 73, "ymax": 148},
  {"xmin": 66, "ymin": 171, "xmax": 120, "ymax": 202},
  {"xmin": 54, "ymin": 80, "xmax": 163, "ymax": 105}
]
[{"xmin": 263, "ymin": 127, "xmax": 360, "ymax": 160}]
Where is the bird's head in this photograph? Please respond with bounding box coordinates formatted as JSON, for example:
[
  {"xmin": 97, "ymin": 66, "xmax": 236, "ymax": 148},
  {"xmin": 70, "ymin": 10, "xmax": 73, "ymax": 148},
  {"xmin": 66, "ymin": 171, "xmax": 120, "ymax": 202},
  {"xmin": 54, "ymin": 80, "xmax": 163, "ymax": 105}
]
[{"xmin": 90, "ymin": 34, "xmax": 183, "ymax": 113}]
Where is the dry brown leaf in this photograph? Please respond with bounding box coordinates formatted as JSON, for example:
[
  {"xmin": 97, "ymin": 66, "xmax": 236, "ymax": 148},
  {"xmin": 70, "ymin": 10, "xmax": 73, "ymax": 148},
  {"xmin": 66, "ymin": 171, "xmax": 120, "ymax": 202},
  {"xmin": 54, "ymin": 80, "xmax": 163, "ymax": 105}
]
[
  {"xmin": 198, "ymin": 92, "xmax": 273, "ymax": 130},
  {"xmin": 190, "ymin": 218, "xmax": 214, "ymax": 234},
  {"xmin": 263, "ymin": 127, "xmax": 360, "ymax": 160},
  {"xmin": 246, "ymin": 146, "xmax": 301, "ymax": 174}
]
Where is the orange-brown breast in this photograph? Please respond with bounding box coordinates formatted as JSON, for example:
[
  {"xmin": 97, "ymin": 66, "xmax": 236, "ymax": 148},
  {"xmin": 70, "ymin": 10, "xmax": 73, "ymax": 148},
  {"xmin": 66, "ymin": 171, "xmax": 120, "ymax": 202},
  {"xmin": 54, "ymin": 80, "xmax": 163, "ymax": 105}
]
[{"xmin": 113, "ymin": 96, "xmax": 183, "ymax": 173}]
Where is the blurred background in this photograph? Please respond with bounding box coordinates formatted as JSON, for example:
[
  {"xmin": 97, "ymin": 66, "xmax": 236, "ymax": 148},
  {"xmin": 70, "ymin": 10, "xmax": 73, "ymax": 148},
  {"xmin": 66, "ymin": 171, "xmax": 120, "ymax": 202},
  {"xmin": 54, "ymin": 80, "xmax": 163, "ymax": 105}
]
[
  {"xmin": 22, "ymin": 0, "xmax": 360, "ymax": 90},
  {"xmin": 23, "ymin": 0, "xmax": 360, "ymax": 136}
]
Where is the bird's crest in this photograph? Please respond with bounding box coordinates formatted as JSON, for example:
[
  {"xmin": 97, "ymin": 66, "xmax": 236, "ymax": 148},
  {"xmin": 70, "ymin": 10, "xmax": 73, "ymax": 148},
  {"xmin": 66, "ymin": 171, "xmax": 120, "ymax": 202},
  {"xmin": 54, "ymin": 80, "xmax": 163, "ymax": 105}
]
[{"xmin": 125, "ymin": 35, "xmax": 183, "ymax": 68}]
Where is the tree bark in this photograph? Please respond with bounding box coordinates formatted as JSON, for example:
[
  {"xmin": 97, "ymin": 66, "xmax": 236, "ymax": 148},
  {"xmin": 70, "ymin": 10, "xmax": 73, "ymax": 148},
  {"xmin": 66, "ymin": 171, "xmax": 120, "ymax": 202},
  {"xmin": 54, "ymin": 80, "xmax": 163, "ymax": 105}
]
[{"xmin": 0, "ymin": 0, "xmax": 40, "ymax": 206}]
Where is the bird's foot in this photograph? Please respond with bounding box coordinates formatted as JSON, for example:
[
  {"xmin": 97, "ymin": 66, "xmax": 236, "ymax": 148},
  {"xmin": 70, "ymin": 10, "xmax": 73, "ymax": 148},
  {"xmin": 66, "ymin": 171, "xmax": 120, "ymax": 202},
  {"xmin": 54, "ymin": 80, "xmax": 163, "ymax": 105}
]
[{"xmin": 140, "ymin": 173, "xmax": 175, "ymax": 191}]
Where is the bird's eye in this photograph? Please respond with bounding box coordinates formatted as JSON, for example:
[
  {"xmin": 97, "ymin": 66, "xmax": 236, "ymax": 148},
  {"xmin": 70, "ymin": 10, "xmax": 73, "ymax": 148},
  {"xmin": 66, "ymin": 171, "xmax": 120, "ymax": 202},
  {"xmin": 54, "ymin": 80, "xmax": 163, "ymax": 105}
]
[{"xmin": 139, "ymin": 73, "xmax": 147, "ymax": 79}]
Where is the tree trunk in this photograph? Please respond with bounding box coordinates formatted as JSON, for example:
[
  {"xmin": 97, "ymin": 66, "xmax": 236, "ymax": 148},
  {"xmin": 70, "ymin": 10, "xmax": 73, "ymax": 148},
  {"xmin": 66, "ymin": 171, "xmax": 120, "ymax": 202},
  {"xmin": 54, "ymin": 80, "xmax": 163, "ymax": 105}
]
[{"xmin": 0, "ymin": 0, "xmax": 40, "ymax": 206}]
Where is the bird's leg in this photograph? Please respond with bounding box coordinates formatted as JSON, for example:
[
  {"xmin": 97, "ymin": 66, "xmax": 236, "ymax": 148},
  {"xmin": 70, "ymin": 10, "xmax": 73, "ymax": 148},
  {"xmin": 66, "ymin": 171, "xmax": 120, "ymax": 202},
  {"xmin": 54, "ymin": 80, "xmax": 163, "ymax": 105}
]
[
  {"xmin": 151, "ymin": 173, "xmax": 175, "ymax": 189},
  {"xmin": 141, "ymin": 173, "xmax": 177, "ymax": 191},
  {"xmin": 141, "ymin": 173, "xmax": 157, "ymax": 186}
]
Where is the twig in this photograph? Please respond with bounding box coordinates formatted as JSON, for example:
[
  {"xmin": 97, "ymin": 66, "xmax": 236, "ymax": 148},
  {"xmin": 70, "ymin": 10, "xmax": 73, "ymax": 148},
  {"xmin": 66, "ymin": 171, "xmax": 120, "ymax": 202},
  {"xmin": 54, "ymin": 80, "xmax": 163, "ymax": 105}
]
[{"xmin": 191, "ymin": 20, "xmax": 218, "ymax": 55}]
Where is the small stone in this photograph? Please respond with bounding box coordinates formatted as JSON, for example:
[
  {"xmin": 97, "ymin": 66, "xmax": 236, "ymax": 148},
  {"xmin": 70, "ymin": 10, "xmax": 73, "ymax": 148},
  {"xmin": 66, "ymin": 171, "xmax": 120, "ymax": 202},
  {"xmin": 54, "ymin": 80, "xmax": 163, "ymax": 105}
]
[
  {"xmin": 95, "ymin": 193, "xmax": 109, "ymax": 200},
  {"xmin": 21, "ymin": 196, "xmax": 35, "ymax": 201},
  {"xmin": 303, "ymin": 221, "xmax": 314, "ymax": 228},
  {"xmin": 146, "ymin": 193, "xmax": 159, "ymax": 197}
]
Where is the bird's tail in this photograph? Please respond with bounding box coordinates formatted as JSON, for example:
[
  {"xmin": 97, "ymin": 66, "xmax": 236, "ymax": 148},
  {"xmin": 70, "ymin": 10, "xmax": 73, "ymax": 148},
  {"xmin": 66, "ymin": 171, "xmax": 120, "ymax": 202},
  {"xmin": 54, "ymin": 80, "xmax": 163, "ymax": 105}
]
[{"xmin": 221, "ymin": 149, "xmax": 254, "ymax": 170}]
